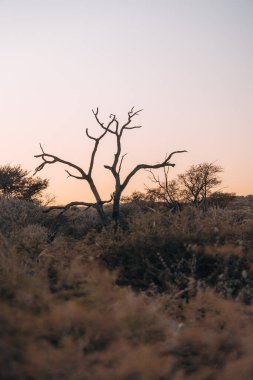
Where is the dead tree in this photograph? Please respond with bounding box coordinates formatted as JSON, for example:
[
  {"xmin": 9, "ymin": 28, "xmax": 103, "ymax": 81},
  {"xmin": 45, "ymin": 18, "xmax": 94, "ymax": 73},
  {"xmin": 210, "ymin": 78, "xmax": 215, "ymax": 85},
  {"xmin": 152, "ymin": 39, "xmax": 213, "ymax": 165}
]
[
  {"xmin": 34, "ymin": 112, "xmax": 116, "ymax": 225},
  {"xmin": 146, "ymin": 167, "xmax": 182, "ymax": 211},
  {"xmin": 34, "ymin": 107, "xmax": 186, "ymax": 227}
]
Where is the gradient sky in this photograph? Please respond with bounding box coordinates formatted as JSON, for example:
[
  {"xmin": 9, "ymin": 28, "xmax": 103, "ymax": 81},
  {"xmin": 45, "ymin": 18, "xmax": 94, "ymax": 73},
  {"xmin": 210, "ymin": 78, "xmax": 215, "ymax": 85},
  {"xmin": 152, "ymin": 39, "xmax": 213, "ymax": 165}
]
[{"xmin": 1, "ymin": 0, "xmax": 252, "ymax": 204}]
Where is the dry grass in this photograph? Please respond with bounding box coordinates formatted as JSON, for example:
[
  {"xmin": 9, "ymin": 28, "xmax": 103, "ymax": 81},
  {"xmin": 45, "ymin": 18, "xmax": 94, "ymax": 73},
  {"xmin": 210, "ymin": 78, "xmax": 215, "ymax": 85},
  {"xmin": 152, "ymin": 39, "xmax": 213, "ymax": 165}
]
[{"xmin": 1, "ymin": 197, "xmax": 253, "ymax": 379}]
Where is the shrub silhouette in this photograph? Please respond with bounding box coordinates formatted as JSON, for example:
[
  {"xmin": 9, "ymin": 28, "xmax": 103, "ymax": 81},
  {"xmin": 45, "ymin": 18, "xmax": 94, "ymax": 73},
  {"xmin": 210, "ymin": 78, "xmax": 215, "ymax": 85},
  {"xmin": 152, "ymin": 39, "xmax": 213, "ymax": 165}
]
[
  {"xmin": 146, "ymin": 162, "xmax": 226, "ymax": 210},
  {"xmin": 0, "ymin": 164, "xmax": 49, "ymax": 204}
]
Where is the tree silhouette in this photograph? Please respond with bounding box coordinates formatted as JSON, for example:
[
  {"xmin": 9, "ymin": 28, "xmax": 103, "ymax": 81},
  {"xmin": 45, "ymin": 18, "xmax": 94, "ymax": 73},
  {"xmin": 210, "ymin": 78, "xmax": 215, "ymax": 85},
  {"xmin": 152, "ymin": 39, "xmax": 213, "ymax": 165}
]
[
  {"xmin": 178, "ymin": 162, "xmax": 222, "ymax": 208},
  {"xmin": 146, "ymin": 167, "xmax": 182, "ymax": 210},
  {"xmin": 34, "ymin": 107, "xmax": 186, "ymax": 226},
  {"xmin": 0, "ymin": 164, "xmax": 48, "ymax": 204},
  {"xmin": 147, "ymin": 162, "xmax": 223, "ymax": 210}
]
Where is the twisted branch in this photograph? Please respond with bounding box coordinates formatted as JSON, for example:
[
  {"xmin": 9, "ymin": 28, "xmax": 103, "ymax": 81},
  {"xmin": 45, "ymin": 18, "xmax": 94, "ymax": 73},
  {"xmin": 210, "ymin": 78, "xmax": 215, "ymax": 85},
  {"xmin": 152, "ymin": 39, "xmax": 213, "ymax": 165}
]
[
  {"xmin": 34, "ymin": 144, "xmax": 87, "ymax": 179},
  {"xmin": 120, "ymin": 107, "xmax": 143, "ymax": 136},
  {"xmin": 44, "ymin": 195, "xmax": 112, "ymax": 215},
  {"xmin": 121, "ymin": 150, "xmax": 187, "ymax": 192}
]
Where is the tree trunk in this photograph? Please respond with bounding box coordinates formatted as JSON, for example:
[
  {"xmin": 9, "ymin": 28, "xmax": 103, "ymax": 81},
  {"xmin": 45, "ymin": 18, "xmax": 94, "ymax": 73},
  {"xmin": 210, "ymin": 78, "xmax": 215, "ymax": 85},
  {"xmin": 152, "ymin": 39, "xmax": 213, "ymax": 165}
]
[
  {"xmin": 88, "ymin": 178, "xmax": 107, "ymax": 225},
  {"xmin": 112, "ymin": 192, "xmax": 121, "ymax": 227},
  {"xmin": 96, "ymin": 203, "xmax": 107, "ymax": 226}
]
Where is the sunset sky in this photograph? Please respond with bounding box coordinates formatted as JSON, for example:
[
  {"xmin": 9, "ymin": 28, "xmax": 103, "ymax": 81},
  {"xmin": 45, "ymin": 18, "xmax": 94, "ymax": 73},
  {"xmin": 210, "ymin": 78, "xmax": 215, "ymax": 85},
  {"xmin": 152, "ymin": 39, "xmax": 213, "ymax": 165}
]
[{"xmin": 1, "ymin": 0, "xmax": 252, "ymax": 204}]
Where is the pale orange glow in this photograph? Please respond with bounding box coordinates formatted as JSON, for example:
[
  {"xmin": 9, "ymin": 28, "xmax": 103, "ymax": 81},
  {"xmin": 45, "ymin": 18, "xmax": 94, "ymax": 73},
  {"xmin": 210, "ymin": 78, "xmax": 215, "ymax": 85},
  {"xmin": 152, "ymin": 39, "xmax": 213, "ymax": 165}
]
[{"xmin": 0, "ymin": 1, "xmax": 252, "ymax": 204}]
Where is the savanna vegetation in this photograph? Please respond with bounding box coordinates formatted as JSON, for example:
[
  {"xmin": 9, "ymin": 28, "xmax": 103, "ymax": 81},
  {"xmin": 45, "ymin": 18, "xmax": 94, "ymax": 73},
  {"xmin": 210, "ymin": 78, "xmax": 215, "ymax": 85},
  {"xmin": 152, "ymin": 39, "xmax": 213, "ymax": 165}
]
[
  {"xmin": 1, "ymin": 191, "xmax": 253, "ymax": 380},
  {"xmin": 1, "ymin": 111, "xmax": 253, "ymax": 379},
  {"xmin": 0, "ymin": 164, "xmax": 51, "ymax": 205}
]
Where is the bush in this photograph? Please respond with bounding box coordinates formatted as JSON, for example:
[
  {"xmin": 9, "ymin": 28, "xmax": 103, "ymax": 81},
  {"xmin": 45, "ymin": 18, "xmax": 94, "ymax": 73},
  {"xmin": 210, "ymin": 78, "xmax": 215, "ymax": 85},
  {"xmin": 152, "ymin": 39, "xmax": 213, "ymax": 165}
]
[
  {"xmin": 101, "ymin": 205, "xmax": 253, "ymax": 300},
  {"xmin": 0, "ymin": 164, "xmax": 49, "ymax": 203},
  {"xmin": 0, "ymin": 198, "xmax": 46, "ymax": 237},
  {"xmin": 1, "ymin": 195, "xmax": 253, "ymax": 379}
]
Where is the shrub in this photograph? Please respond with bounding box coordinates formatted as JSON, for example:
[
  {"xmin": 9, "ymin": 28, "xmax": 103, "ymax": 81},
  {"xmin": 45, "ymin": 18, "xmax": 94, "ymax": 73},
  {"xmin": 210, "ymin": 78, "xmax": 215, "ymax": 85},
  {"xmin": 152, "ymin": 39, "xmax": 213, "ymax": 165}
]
[{"xmin": 0, "ymin": 164, "xmax": 48, "ymax": 203}]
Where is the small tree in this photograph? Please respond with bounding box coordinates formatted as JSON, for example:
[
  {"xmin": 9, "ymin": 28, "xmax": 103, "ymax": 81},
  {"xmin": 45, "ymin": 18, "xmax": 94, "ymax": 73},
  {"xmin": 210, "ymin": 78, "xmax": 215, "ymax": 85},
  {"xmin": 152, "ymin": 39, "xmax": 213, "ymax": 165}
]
[
  {"xmin": 178, "ymin": 162, "xmax": 222, "ymax": 207},
  {"xmin": 0, "ymin": 164, "xmax": 48, "ymax": 204},
  {"xmin": 34, "ymin": 107, "xmax": 186, "ymax": 226},
  {"xmin": 146, "ymin": 162, "xmax": 223, "ymax": 210},
  {"xmin": 145, "ymin": 167, "xmax": 182, "ymax": 210}
]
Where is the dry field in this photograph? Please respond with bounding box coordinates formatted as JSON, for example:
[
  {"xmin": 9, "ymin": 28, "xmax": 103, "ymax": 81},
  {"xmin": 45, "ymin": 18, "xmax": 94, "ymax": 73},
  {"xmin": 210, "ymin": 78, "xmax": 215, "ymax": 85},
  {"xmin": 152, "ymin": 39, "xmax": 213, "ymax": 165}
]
[{"xmin": 1, "ymin": 196, "xmax": 253, "ymax": 379}]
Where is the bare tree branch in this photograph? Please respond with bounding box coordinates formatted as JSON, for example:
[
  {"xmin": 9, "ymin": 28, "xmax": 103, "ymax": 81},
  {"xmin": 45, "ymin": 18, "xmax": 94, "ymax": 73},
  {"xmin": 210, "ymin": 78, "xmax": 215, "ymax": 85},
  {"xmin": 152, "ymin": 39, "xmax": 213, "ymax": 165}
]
[
  {"xmin": 120, "ymin": 107, "xmax": 143, "ymax": 135},
  {"xmin": 65, "ymin": 170, "xmax": 84, "ymax": 180},
  {"xmin": 34, "ymin": 145, "xmax": 88, "ymax": 179},
  {"xmin": 145, "ymin": 166, "xmax": 182, "ymax": 208},
  {"xmin": 147, "ymin": 169, "xmax": 162, "ymax": 187},
  {"xmin": 34, "ymin": 138, "xmax": 109, "ymax": 224},
  {"xmin": 92, "ymin": 108, "xmax": 118, "ymax": 135},
  {"xmin": 39, "ymin": 143, "xmax": 45, "ymax": 154},
  {"xmin": 87, "ymin": 108, "xmax": 122, "ymax": 176},
  {"xmin": 85, "ymin": 128, "xmax": 97, "ymax": 141},
  {"xmin": 44, "ymin": 195, "xmax": 112, "ymax": 215},
  {"xmin": 121, "ymin": 150, "xmax": 187, "ymax": 192},
  {"xmin": 119, "ymin": 153, "xmax": 127, "ymax": 173},
  {"xmin": 44, "ymin": 201, "xmax": 95, "ymax": 214},
  {"xmin": 124, "ymin": 125, "xmax": 142, "ymax": 130}
]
